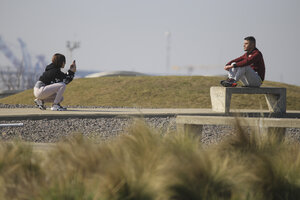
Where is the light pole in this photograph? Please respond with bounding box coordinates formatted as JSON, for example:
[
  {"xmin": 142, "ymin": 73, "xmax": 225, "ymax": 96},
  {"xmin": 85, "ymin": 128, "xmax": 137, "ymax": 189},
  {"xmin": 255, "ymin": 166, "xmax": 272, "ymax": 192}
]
[
  {"xmin": 165, "ymin": 31, "xmax": 171, "ymax": 74},
  {"xmin": 66, "ymin": 41, "xmax": 80, "ymax": 64}
]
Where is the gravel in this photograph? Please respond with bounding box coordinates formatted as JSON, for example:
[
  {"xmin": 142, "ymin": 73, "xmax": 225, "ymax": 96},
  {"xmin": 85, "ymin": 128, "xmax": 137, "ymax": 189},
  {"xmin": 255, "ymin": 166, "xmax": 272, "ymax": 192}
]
[
  {"xmin": 1, "ymin": 103, "xmax": 299, "ymax": 144},
  {"xmin": 0, "ymin": 103, "xmax": 153, "ymax": 109},
  {"xmin": 0, "ymin": 103, "xmax": 35, "ymax": 109},
  {"xmin": 0, "ymin": 117, "xmax": 299, "ymax": 144},
  {"xmin": 0, "ymin": 117, "xmax": 176, "ymax": 143}
]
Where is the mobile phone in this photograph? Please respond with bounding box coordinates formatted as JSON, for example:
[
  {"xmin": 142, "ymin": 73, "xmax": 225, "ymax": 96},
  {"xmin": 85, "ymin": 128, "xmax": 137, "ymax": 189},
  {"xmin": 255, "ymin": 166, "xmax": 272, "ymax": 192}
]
[{"xmin": 71, "ymin": 60, "xmax": 76, "ymax": 69}]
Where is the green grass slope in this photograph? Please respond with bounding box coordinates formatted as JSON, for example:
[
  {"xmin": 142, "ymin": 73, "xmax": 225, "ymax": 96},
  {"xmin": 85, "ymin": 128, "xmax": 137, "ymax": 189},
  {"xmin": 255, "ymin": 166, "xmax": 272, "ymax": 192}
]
[{"xmin": 0, "ymin": 76, "xmax": 299, "ymax": 110}]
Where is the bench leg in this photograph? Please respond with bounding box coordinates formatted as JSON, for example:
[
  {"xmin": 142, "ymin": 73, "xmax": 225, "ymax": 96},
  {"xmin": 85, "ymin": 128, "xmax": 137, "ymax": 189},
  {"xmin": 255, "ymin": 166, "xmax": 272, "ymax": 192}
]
[
  {"xmin": 210, "ymin": 87, "xmax": 231, "ymax": 113},
  {"xmin": 177, "ymin": 124, "xmax": 203, "ymax": 136},
  {"xmin": 264, "ymin": 93, "xmax": 286, "ymax": 114}
]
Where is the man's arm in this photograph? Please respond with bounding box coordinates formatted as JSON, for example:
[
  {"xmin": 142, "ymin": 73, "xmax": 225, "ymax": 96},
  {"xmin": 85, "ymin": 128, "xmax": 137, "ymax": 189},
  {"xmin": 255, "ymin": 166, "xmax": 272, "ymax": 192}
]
[
  {"xmin": 235, "ymin": 50, "xmax": 262, "ymax": 67},
  {"xmin": 224, "ymin": 54, "xmax": 245, "ymax": 71},
  {"xmin": 224, "ymin": 54, "xmax": 245, "ymax": 70},
  {"xmin": 226, "ymin": 54, "xmax": 245, "ymax": 66}
]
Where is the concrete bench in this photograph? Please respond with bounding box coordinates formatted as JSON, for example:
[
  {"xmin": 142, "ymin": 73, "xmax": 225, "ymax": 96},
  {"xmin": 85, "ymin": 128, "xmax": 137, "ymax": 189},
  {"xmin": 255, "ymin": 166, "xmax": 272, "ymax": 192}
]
[
  {"xmin": 210, "ymin": 87, "xmax": 286, "ymax": 114},
  {"xmin": 176, "ymin": 115, "xmax": 300, "ymax": 137}
]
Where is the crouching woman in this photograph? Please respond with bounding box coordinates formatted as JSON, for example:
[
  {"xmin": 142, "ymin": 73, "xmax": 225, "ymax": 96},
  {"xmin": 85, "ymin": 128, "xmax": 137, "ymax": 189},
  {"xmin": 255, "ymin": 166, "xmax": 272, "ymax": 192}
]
[{"xmin": 33, "ymin": 53, "xmax": 76, "ymax": 111}]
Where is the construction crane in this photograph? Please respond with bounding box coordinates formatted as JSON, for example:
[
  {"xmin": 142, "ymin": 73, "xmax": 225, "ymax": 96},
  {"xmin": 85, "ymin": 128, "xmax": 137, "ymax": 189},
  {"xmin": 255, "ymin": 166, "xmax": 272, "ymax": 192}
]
[
  {"xmin": 0, "ymin": 36, "xmax": 22, "ymax": 68},
  {"xmin": 0, "ymin": 36, "xmax": 46, "ymax": 90},
  {"xmin": 35, "ymin": 55, "xmax": 47, "ymax": 72},
  {"xmin": 18, "ymin": 38, "xmax": 32, "ymax": 72}
]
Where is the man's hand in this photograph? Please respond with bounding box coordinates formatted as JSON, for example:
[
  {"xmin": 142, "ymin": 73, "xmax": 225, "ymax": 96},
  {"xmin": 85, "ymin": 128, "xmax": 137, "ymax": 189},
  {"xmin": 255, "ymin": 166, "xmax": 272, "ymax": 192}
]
[
  {"xmin": 70, "ymin": 60, "xmax": 76, "ymax": 73},
  {"xmin": 224, "ymin": 65, "xmax": 233, "ymax": 71}
]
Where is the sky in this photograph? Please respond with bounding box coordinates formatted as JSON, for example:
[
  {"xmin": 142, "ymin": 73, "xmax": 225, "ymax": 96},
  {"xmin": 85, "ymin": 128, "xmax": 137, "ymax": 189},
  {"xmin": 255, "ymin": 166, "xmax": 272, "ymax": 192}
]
[{"xmin": 0, "ymin": 0, "xmax": 300, "ymax": 85}]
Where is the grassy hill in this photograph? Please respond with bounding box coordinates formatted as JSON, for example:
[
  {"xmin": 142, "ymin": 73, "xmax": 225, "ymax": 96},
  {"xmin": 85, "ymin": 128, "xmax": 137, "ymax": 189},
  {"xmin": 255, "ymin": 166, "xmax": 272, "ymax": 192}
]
[{"xmin": 0, "ymin": 76, "xmax": 299, "ymax": 110}]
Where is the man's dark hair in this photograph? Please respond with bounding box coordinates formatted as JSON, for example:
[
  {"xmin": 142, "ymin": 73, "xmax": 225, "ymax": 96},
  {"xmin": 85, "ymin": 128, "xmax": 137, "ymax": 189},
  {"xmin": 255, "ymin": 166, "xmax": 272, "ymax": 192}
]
[
  {"xmin": 244, "ymin": 36, "xmax": 256, "ymax": 46},
  {"xmin": 52, "ymin": 53, "xmax": 66, "ymax": 68}
]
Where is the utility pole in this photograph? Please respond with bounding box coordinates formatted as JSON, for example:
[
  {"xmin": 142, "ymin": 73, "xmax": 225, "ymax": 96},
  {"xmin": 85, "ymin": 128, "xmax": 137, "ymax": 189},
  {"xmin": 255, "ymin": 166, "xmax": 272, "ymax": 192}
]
[
  {"xmin": 66, "ymin": 41, "xmax": 80, "ymax": 64},
  {"xmin": 165, "ymin": 31, "xmax": 171, "ymax": 74}
]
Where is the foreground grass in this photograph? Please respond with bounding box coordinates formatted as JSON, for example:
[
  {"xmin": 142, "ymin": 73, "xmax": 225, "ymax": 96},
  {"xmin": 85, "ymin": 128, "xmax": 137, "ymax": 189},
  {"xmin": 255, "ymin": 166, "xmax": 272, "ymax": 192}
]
[
  {"xmin": 1, "ymin": 121, "xmax": 300, "ymax": 200},
  {"xmin": 0, "ymin": 76, "xmax": 300, "ymax": 110}
]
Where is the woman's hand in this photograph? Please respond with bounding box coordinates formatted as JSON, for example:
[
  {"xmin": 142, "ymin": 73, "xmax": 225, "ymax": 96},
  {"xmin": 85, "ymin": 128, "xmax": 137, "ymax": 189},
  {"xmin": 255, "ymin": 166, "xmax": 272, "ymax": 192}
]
[{"xmin": 70, "ymin": 60, "xmax": 77, "ymax": 73}]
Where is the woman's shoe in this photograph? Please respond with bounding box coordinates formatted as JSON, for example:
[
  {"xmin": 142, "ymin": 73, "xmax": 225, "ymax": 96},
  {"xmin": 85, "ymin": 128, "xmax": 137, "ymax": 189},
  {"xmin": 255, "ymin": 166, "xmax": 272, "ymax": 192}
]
[
  {"xmin": 34, "ymin": 99, "xmax": 46, "ymax": 110},
  {"xmin": 57, "ymin": 103, "xmax": 67, "ymax": 111},
  {"xmin": 51, "ymin": 104, "xmax": 67, "ymax": 111}
]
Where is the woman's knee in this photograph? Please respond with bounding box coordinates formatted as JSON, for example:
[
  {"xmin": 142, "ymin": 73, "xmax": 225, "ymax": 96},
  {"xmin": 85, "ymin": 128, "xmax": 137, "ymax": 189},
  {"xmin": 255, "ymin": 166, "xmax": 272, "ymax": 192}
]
[
  {"xmin": 55, "ymin": 83, "xmax": 66, "ymax": 93},
  {"xmin": 33, "ymin": 87, "xmax": 42, "ymax": 98},
  {"xmin": 58, "ymin": 83, "xmax": 66, "ymax": 93},
  {"xmin": 57, "ymin": 82, "xmax": 66, "ymax": 88}
]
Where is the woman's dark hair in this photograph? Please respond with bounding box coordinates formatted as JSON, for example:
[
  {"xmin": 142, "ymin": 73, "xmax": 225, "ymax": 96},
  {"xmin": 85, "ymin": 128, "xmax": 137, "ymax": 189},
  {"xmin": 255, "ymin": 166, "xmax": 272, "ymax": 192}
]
[
  {"xmin": 244, "ymin": 36, "xmax": 256, "ymax": 46},
  {"xmin": 52, "ymin": 53, "xmax": 66, "ymax": 68}
]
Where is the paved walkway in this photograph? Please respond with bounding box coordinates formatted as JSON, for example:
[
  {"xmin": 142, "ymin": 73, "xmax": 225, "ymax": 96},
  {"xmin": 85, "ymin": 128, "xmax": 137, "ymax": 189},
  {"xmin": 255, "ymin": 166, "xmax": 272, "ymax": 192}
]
[
  {"xmin": 0, "ymin": 107, "xmax": 300, "ymax": 120},
  {"xmin": 0, "ymin": 108, "xmax": 212, "ymax": 120}
]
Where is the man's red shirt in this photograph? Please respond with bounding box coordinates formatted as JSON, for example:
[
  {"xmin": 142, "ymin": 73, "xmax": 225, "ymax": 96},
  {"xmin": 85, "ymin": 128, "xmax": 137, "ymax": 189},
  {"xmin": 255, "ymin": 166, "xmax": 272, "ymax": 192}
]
[{"xmin": 226, "ymin": 48, "xmax": 265, "ymax": 81}]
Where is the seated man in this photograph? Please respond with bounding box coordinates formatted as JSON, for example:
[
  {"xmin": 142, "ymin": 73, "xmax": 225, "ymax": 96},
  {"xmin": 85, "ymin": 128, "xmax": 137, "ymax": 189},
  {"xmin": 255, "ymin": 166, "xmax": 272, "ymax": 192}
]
[{"xmin": 221, "ymin": 36, "xmax": 265, "ymax": 87}]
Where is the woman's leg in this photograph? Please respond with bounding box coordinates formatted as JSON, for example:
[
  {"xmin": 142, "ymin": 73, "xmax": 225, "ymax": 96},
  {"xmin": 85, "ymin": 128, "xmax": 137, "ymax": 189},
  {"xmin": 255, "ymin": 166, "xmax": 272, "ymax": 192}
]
[
  {"xmin": 34, "ymin": 83, "xmax": 66, "ymax": 104},
  {"xmin": 43, "ymin": 94, "xmax": 64, "ymax": 103},
  {"xmin": 33, "ymin": 87, "xmax": 46, "ymax": 109}
]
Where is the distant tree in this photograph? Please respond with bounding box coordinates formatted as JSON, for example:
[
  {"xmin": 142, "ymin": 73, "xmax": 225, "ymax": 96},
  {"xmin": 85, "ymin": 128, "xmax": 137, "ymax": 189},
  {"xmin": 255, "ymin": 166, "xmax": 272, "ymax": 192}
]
[{"xmin": 0, "ymin": 62, "xmax": 40, "ymax": 90}]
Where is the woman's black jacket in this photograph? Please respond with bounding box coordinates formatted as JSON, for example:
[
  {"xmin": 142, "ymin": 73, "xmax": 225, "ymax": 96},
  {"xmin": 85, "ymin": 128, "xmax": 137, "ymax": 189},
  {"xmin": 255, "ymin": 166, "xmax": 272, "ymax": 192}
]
[{"xmin": 39, "ymin": 63, "xmax": 75, "ymax": 85}]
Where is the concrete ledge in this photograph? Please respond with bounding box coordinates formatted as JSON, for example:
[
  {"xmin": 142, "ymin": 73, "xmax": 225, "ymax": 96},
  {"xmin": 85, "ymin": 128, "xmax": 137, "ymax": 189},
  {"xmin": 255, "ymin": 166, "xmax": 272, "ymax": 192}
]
[
  {"xmin": 176, "ymin": 115, "xmax": 300, "ymax": 128},
  {"xmin": 176, "ymin": 115, "xmax": 300, "ymax": 136},
  {"xmin": 0, "ymin": 108, "xmax": 299, "ymax": 121},
  {"xmin": 0, "ymin": 108, "xmax": 213, "ymax": 120},
  {"xmin": 210, "ymin": 87, "xmax": 286, "ymax": 114}
]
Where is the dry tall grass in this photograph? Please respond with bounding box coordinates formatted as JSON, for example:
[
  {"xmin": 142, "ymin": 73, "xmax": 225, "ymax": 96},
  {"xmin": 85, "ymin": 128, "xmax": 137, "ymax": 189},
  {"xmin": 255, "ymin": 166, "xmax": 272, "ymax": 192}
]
[{"xmin": 1, "ymin": 120, "xmax": 300, "ymax": 199}]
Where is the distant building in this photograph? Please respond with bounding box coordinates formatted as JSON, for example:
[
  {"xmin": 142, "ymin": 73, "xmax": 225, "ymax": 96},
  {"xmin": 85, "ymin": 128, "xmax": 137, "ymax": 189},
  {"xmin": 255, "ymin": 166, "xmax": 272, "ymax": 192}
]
[{"xmin": 85, "ymin": 71, "xmax": 148, "ymax": 78}]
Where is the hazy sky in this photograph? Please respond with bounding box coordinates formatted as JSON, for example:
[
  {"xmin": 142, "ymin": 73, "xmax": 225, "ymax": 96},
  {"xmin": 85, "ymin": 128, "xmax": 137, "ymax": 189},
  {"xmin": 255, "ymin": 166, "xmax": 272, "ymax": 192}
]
[{"xmin": 0, "ymin": 0, "xmax": 299, "ymax": 85}]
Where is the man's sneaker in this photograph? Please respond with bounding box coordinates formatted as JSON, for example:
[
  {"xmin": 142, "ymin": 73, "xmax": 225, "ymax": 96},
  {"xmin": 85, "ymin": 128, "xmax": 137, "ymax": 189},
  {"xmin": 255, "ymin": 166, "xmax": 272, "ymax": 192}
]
[
  {"xmin": 220, "ymin": 78, "xmax": 237, "ymax": 87},
  {"xmin": 34, "ymin": 99, "xmax": 46, "ymax": 110},
  {"xmin": 51, "ymin": 104, "xmax": 67, "ymax": 111},
  {"xmin": 220, "ymin": 78, "xmax": 230, "ymax": 86}
]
